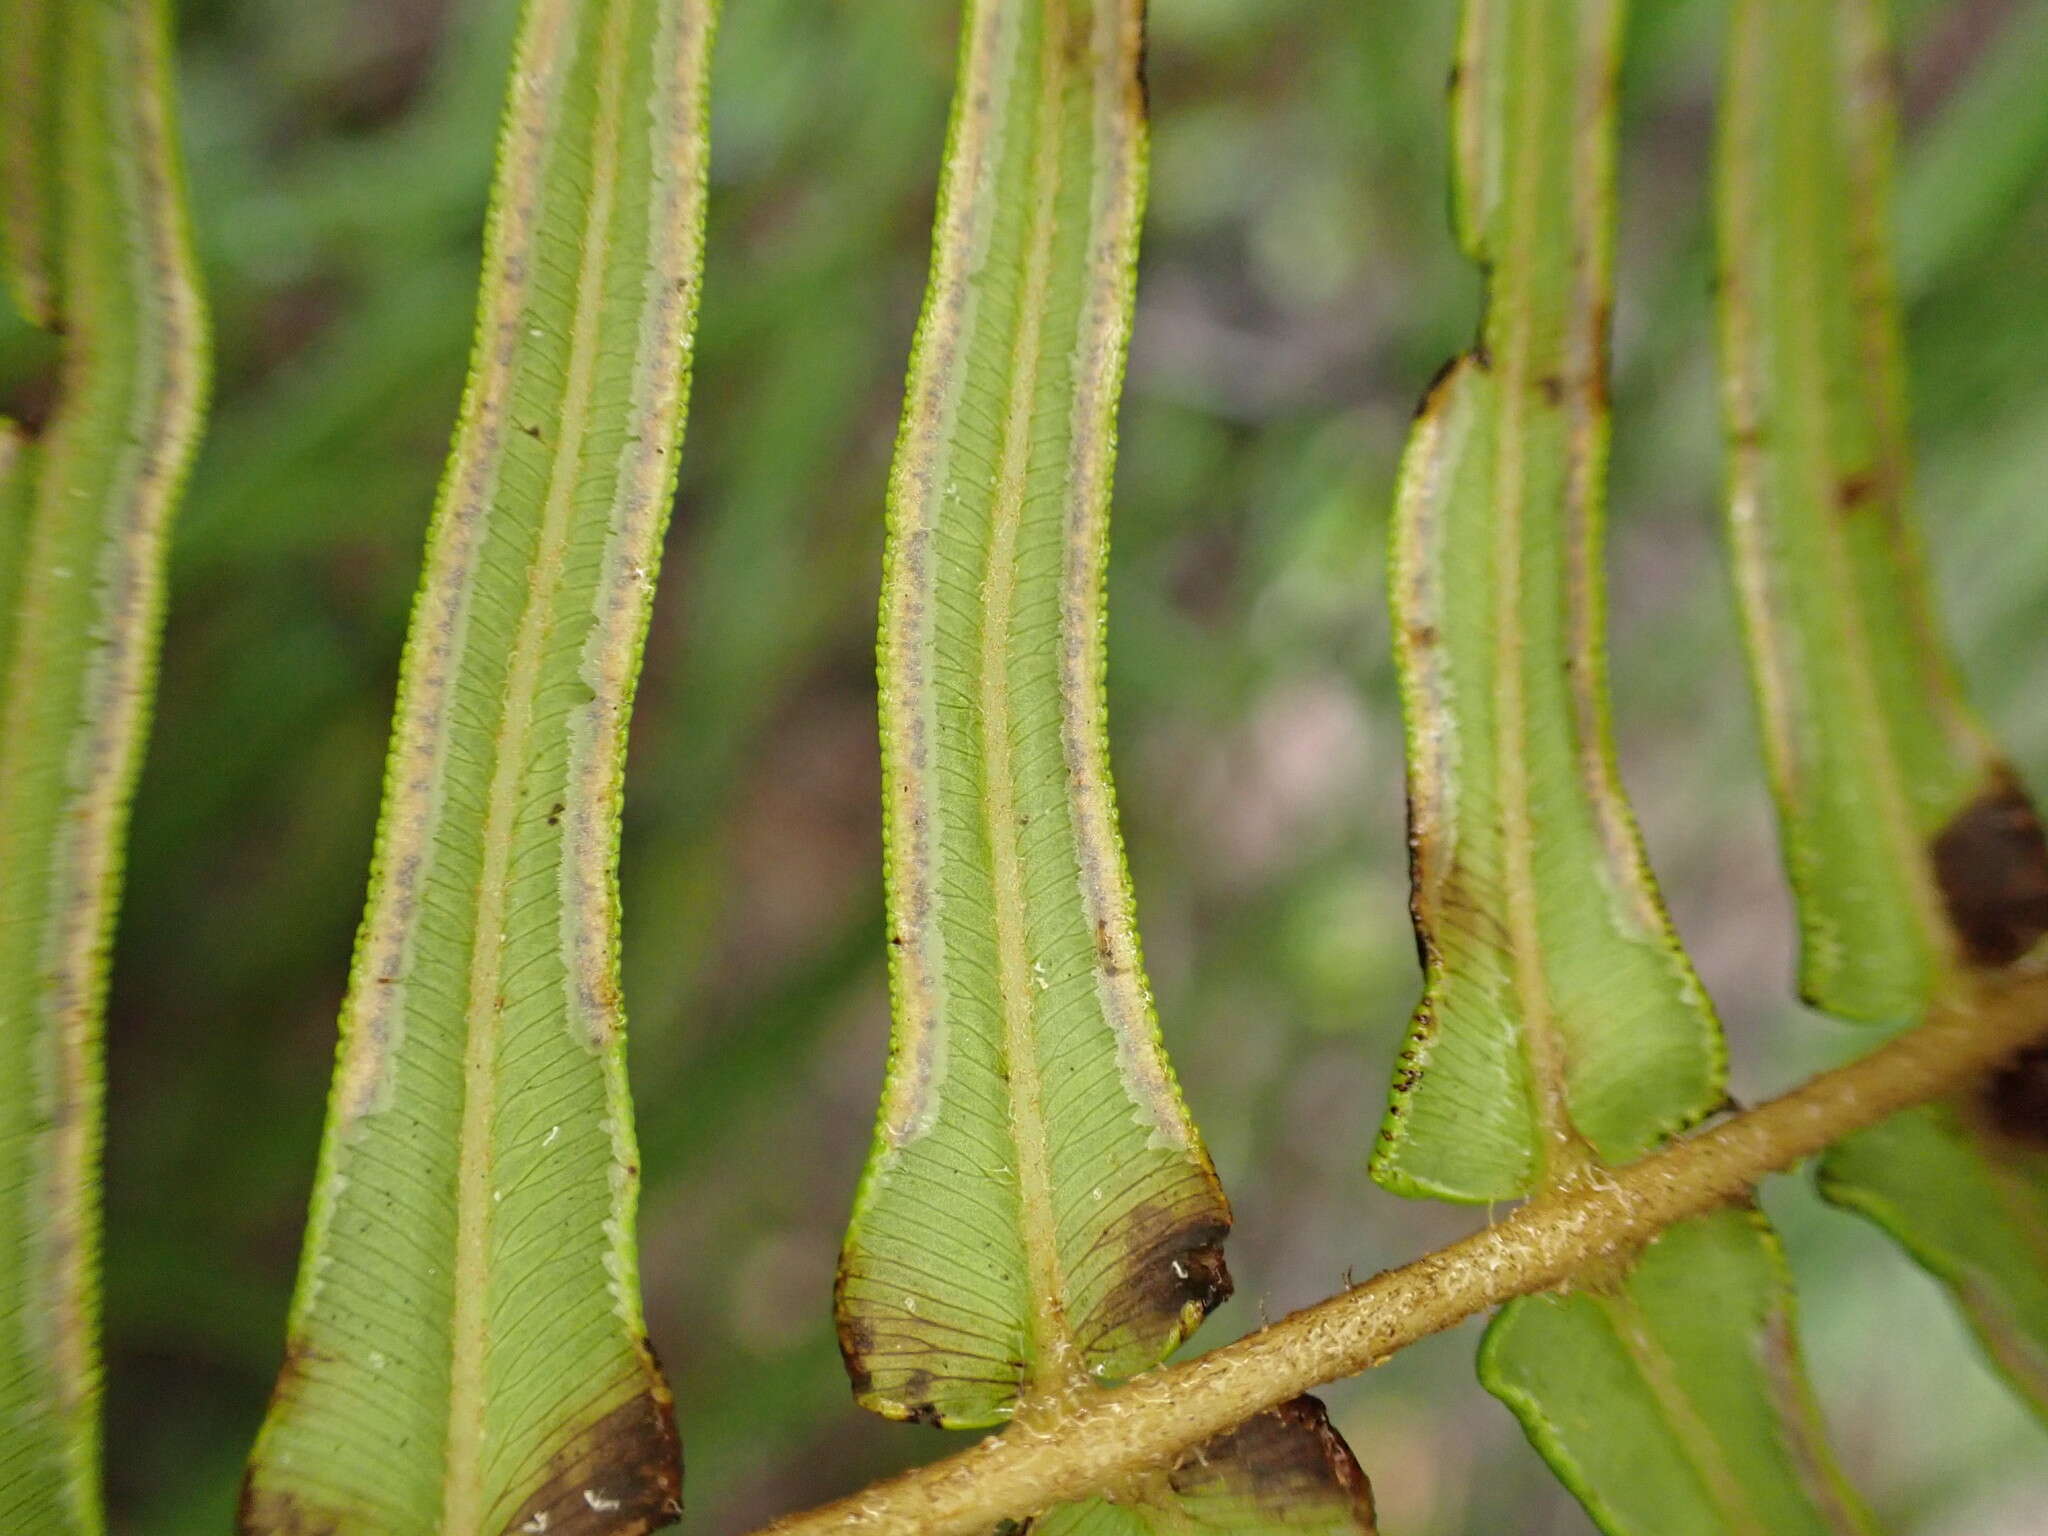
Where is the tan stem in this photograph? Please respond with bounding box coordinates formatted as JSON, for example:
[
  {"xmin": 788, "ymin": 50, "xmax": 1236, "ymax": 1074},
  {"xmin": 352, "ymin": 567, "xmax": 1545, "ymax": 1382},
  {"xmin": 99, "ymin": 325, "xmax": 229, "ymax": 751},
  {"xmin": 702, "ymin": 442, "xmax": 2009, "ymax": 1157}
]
[{"xmin": 752, "ymin": 970, "xmax": 2048, "ymax": 1536}]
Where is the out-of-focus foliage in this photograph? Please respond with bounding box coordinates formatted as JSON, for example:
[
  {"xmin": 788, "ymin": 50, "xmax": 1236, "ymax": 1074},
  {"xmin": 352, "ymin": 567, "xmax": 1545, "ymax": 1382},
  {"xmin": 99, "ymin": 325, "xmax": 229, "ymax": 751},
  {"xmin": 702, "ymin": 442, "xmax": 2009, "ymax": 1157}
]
[
  {"xmin": 1716, "ymin": 0, "xmax": 2026, "ymax": 1025},
  {"xmin": 10, "ymin": 0, "xmax": 2040, "ymax": 1532},
  {"xmin": 1713, "ymin": 0, "xmax": 2048, "ymax": 1434}
]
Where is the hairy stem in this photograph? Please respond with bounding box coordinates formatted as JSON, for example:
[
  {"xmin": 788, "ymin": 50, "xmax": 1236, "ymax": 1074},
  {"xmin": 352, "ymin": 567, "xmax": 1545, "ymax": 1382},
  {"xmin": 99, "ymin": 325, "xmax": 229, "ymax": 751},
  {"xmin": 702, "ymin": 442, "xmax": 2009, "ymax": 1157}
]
[{"xmin": 756, "ymin": 969, "xmax": 2048, "ymax": 1536}]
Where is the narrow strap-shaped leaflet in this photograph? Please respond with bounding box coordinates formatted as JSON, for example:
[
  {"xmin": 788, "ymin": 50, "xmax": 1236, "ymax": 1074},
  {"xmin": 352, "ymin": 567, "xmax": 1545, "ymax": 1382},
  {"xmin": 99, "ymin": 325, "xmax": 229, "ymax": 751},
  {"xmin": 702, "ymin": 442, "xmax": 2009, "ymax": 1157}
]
[
  {"xmin": 1715, "ymin": 0, "xmax": 2045, "ymax": 1022},
  {"xmin": 239, "ymin": 0, "xmax": 714, "ymax": 1531},
  {"xmin": 1373, "ymin": 0, "xmax": 1719, "ymax": 1206},
  {"xmin": 1715, "ymin": 0, "xmax": 2048, "ymax": 1416},
  {"xmin": 1820, "ymin": 1090, "xmax": 2048, "ymax": 1412},
  {"xmin": 0, "ymin": 4, "xmax": 209, "ymax": 1531},
  {"xmin": 839, "ymin": 7, "xmax": 1372, "ymax": 1525},
  {"xmin": 1380, "ymin": 6, "xmax": 1871, "ymax": 1532},
  {"xmin": 838, "ymin": 0, "xmax": 1235, "ymax": 1430},
  {"xmin": 1484, "ymin": 1209, "xmax": 1872, "ymax": 1536}
]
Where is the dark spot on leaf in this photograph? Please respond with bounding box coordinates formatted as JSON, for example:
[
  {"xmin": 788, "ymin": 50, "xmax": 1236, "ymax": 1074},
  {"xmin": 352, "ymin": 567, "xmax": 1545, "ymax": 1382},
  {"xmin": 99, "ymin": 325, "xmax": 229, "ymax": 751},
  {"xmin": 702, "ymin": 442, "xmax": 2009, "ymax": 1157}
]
[
  {"xmin": 1981, "ymin": 1045, "xmax": 2048, "ymax": 1147},
  {"xmin": 1835, "ymin": 470, "xmax": 1880, "ymax": 513},
  {"xmin": 546, "ymin": 801, "xmax": 564, "ymax": 826},
  {"xmin": 1094, "ymin": 917, "xmax": 1125, "ymax": 976},
  {"xmin": 1171, "ymin": 1394, "xmax": 1377, "ymax": 1531},
  {"xmin": 497, "ymin": 1383, "xmax": 682, "ymax": 1536},
  {"xmin": 901, "ymin": 1400, "xmax": 946, "ymax": 1441},
  {"xmin": 520, "ymin": 422, "xmax": 544, "ymax": 441},
  {"xmin": 1930, "ymin": 770, "xmax": 2048, "ymax": 967},
  {"xmin": 900, "ymin": 1377, "xmax": 946, "ymax": 1428},
  {"xmin": 1536, "ymin": 374, "xmax": 1564, "ymax": 405}
]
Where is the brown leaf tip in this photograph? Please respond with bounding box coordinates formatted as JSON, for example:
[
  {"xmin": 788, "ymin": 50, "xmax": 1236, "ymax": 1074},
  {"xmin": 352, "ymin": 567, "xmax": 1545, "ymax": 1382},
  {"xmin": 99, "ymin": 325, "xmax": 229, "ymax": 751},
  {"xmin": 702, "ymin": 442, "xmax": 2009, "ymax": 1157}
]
[
  {"xmin": 1931, "ymin": 770, "xmax": 2048, "ymax": 968},
  {"xmin": 1092, "ymin": 1207, "xmax": 1233, "ymax": 1354},
  {"xmin": 833, "ymin": 1286, "xmax": 988, "ymax": 1424},
  {"xmin": 1175, "ymin": 1394, "xmax": 1378, "ymax": 1531},
  {"xmin": 498, "ymin": 1386, "xmax": 682, "ymax": 1536}
]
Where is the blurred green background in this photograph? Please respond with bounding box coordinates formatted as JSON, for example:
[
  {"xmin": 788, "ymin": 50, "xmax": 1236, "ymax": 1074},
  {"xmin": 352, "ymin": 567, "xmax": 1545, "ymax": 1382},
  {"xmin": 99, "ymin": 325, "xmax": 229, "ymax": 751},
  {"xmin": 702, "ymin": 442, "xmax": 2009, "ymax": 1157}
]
[{"xmin": 2, "ymin": 0, "xmax": 2043, "ymax": 1530}]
